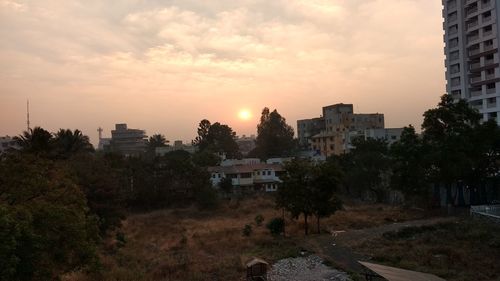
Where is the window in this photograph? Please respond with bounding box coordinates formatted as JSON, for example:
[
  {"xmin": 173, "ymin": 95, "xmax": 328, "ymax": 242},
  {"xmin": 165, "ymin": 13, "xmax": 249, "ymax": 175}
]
[
  {"xmin": 212, "ymin": 174, "xmax": 216, "ymax": 178},
  {"xmin": 450, "ymin": 63, "xmax": 460, "ymax": 74},
  {"xmin": 451, "ymin": 77, "xmax": 461, "ymax": 86},
  {"xmin": 450, "ymin": 50, "xmax": 460, "ymax": 60}
]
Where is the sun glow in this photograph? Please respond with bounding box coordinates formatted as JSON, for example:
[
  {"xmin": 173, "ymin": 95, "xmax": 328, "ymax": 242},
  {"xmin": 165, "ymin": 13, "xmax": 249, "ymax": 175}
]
[{"xmin": 238, "ymin": 109, "xmax": 252, "ymax": 121}]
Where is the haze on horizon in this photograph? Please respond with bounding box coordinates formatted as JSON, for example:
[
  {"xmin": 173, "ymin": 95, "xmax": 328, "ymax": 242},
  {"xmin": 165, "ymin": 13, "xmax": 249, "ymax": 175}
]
[{"xmin": 0, "ymin": 0, "xmax": 446, "ymax": 145}]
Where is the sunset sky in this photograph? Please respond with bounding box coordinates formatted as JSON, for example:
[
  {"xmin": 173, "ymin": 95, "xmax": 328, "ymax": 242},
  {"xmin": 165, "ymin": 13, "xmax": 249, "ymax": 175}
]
[{"xmin": 0, "ymin": 0, "xmax": 446, "ymax": 145}]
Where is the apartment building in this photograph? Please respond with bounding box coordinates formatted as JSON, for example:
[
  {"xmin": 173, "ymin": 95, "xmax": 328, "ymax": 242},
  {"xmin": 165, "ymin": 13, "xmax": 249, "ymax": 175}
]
[
  {"xmin": 298, "ymin": 104, "xmax": 385, "ymax": 156},
  {"xmin": 443, "ymin": 0, "xmax": 500, "ymax": 122},
  {"xmin": 110, "ymin": 123, "xmax": 148, "ymax": 156}
]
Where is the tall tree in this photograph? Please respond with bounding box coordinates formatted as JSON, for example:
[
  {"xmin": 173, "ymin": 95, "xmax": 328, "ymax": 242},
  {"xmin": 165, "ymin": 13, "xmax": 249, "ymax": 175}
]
[
  {"xmin": 14, "ymin": 127, "xmax": 53, "ymax": 154},
  {"xmin": 253, "ymin": 108, "xmax": 295, "ymax": 159},
  {"xmin": 422, "ymin": 94, "xmax": 482, "ymax": 206},
  {"xmin": 343, "ymin": 137, "xmax": 390, "ymax": 202},
  {"xmin": 276, "ymin": 158, "xmax": 342, "ymax": 235},
  {"xmin": 193, "ymin": 120, "xmax": 240, "ymax": 158},
  {"xmin": 53, "ymin": 129, "xmax": 94, "ymax": 158},
  {"xmin": 148, "ymin": 134, "xmax": 168, "ymax": 148},
  {"xmin": 390, "ymin": 125, "xmax": 430, "ymax": 205}
]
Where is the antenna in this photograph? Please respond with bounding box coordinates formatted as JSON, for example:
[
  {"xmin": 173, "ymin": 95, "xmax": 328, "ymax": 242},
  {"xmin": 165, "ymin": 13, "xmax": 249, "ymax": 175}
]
[
  {"xmin": 26, "ymin": 99, "xmax": 30, "ymax": 131},
  {"xmin": 97, "ymin": 127, "xmax": 103, "ymax": 140}
]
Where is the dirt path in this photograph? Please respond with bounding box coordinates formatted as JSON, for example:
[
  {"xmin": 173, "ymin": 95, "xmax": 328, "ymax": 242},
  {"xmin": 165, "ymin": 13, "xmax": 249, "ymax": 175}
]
[{"xmin": 304, "ymin": 217, "xmax": 456, "ymax": 275}]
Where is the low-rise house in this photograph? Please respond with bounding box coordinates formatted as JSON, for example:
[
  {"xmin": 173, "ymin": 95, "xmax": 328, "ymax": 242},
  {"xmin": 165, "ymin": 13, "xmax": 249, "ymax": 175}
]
[
  {"xmin": 0, "ymin": 136, "xmax": 20, "ymax": 154},
  {"xmin": 208, "ymin": 159, "xmax": 286, "ymax": 193}
]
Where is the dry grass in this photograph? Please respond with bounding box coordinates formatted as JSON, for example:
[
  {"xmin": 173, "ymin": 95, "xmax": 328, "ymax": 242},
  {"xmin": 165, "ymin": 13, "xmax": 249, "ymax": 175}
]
[
  {"xmin": 65, "ymin": 196, "xmax": 428, "ymax": 281},
  {"xmin": 353, "ymin": 219, "xmax": 500, "ymax": 281}
]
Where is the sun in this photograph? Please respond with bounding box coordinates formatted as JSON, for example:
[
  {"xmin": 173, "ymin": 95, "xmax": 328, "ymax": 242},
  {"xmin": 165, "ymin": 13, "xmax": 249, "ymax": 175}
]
[{"xmin": 238, "ymin": 109, "xmax": 252, "ymax": 121}]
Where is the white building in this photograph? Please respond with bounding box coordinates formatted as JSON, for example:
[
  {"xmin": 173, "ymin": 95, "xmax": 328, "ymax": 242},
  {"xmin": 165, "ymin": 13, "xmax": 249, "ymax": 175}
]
[
  {"xmin": 0, "ymin": 136, "xmax": 20, "ymax": 154},
  {"xmin": 443, "ymin": 0, "xmax": 500, "ymax": 122},
  {"xmin": 208, "ymin": 159, "xmax": 285, "ymax": 193}
]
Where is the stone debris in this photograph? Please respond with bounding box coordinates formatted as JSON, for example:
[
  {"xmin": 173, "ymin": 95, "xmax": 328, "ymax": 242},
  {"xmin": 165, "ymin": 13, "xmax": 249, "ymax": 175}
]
[{"xmin": 267, "ymin": 255, "xmax": 351, "ymax": 281}]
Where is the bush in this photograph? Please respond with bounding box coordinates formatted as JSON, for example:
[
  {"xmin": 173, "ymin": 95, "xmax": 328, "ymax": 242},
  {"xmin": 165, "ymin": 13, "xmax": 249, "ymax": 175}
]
[
  {"xmin": 266, "ymin": 217, "xmax": 284, "ymax": 236},
  {"xmin": 242, "ymin": 224, "xmax": 252, "ymax": 237},
  {"xmin": 254, "ymin": 214, "xmax": 264, "ymax": 226}
]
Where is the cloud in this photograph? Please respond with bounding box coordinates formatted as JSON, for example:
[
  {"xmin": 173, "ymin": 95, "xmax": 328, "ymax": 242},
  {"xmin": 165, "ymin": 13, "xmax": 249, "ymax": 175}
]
[{"xmin": 0, "ymin": 0, "xmax": 445, "ymax": 144}]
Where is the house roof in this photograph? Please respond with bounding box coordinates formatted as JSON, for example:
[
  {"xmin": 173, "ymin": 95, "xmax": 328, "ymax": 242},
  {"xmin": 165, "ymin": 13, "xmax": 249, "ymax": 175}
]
[
  {"xmin": 208, "ymin": 163, "xmax": 284, "ymax": 174},
  {"xmin": 246, "ymin": 258, "xmax": 269, "ymax": 267},
  {"xmin": 358, "ymin": 261, "xmax": 446, "ymax": 281}
]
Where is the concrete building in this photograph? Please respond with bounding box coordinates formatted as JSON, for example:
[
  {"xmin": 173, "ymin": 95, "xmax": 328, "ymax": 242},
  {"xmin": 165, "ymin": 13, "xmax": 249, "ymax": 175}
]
[
  {"xmin": 110, "ymin": 123, "xmax": 148, "ymax": 156},
  {"xmin": 297, "ymin": 117, "xmax": 325, "ymax": 149},
  {"xmin": 298, "ymin": 103, "xmax": 385, "ymax": 157},
  {"xmin": 345, "ymin": 128, "xmax": 404, "ymax": 151},
  {"xmin": 155, "ymin": 140, "xmax": 197, "ymax": 156},
  {"xmin": 0, "ymin": 136, "xmax": 20, "ymax": 154},
  {"xmin": 235, "ymin": 135, "xmax": 256, "ymax": 156},
  {"xmin": 443, "ymin": 0, "xmax": 500, "ymax": 123},
  {"xmin": 208, "ymin": 159, "xmax": 286, "ymax": 193}
]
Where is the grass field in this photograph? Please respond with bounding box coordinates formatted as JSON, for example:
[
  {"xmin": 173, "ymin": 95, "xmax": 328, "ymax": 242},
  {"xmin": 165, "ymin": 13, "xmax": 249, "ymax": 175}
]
[
  {"xmin": 64, "ymin": 195, "xmax": 431, "ymax": 281},
  {"xmin": 353, "ymin": 219, "xmax": 500, "ymax": 281}
]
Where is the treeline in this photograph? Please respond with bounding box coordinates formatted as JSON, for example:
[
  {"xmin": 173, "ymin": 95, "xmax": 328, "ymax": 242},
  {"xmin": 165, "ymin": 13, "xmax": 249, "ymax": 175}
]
[
  {"xmin": 332, "ymin": 95, "xmax": 500, "ymax": 206},
  {"xmin": 0, "ymin": 127, "xmax": 218, "ymax": 280}
]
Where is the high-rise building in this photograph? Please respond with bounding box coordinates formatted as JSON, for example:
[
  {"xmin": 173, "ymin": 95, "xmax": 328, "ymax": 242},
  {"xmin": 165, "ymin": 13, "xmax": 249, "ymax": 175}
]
[{"xmin": 443, "ymin": 0, "xmax": 500, "ymax": 122}]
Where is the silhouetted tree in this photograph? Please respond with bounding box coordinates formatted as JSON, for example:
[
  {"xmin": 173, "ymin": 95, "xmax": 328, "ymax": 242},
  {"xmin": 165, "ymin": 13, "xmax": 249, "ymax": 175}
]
[
  {"xmin": 14, "ymin": 127, "xmax": 53, "ymax": 154},
  {"xmin": 390, "ymin": 125, "xmax": 430, "ymax": 205},
  {"xmin": 422, "ymin": 94, "xmax": 482, "ymax": 206},
  {"xmin": 148, "ymin": 134, "xmax": 168, "ymax": 148},
  {"xmin": 253, "ymin": 108, "xmax": 295, "ymax": 159},
  {"xmin": 53, "ymin": 129, "xmax": 94, "ymax": 158},
  {"xmin": 193, "ymin": 120, "xmax": 240, "ymax": 158}
]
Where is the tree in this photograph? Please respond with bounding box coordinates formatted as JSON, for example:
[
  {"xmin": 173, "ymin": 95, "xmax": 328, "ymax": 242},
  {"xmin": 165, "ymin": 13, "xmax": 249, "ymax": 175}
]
[
  {"xmin": 193, "ymin": 120, "xmax": 240, "ymax": 158},
  {"xmin": 422, "ymin": 95, "xmax": 482, "ymax": 206},
  {"xmin": 253, "ymin": 108, "xmax": 295, "ymax": 159},
  {"xmin": 310, "ymin": 160, "xmax": 343, "ymax": 233},
  {"xmin": 193, "ymin": 119, "xmax": 211, "ymax": 149},
  {"xmin": 390, "ymin": 125, "xmax": 430, "ymax": 205},
  {"xmin": 14, "ymin": 127, "xmax": 53, "ymax": 154},
  {"xmin": 53, "ymin": 129, "xmax": 94, "ymax": 158},
  {"xmin": 0, "ymin": 154, "xmax": 99, "ymax": 280},
  {"xmin": 342, "ymin": 137, "xmax": 390, "ymax": 202},
  {"xmin": 148, "ymin": 134, "xmax": 168, "ymax": 148},
  {"xmin": 276, "ymin": 158, "xmax": 341, "ymax": 235}
]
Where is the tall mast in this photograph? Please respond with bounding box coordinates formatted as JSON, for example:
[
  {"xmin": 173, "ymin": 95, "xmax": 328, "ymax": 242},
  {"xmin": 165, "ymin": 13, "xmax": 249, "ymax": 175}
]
[{"xmin": 27, "ymin": 99, "xmax": 30, "ymax": 131}]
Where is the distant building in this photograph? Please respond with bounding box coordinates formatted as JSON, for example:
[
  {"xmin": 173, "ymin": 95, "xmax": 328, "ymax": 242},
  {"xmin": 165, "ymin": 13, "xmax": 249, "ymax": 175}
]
[
  {"xmin": 155, "ymin": 140, "xmax": 197, "ymax": 156},
  {"xmin": 110, "ymin": 123, "xmax": 148, "ymax": 156},
  {"xmin": 297, "ymin": 117, "xmax": 325, "ymax": 149},
  {"xmin": 236, "ymin": 135, "xmax": 256, "ymax": 156},
  {"xmin": 345, "ymin": 128, "xmax": 404, "ymax": 151},
  {"xmin": 208, "ymin": 158, "xmax": 286, "ymax": 193},
  {"xmin": 298, "ymin": 103, "xmax": 385, "ymax": 157},
  {"xmin": 0, "ymin": 136, "xmax": 20, "ymax": 154}
]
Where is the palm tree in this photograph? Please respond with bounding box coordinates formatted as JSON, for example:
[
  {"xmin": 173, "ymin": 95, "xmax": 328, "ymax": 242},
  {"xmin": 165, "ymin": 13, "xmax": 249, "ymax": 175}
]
[
  {"xmin": 53, "ymin": 129, "xmax": 94, "ymax": 157},
  {"xmin": 148, "ymin": 134, "xmax": 168, "ymax": 148},
  {"xmin": 14, "ymin": 126, "xmax": 53, "ymax": 153}
]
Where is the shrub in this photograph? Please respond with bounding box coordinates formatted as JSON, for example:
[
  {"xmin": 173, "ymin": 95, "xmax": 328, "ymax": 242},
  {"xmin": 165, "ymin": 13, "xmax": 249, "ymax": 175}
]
[
  {"xmin": 242, "ymin": 224, "xmax": 252, "ymax": 237},
  {"xmin": 266, "ymin": 217, "xmax": 284, "ymax": 236},
  {"xmin": 254, "ymin": 214, "xmax": 264, "ymax": 226}
]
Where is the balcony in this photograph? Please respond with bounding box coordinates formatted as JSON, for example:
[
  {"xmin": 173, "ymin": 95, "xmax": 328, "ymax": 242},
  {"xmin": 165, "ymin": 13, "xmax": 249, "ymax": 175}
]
[
  {"xmin": 471, "ymin": 76, "xmax": 482, "ymax": 83},
  {"xmin": 470, "ymin": 61, "xmax": 481, "ymax": 69},
  {"xmin": 486, "ymin": 73, "xmax": 495, "ymax": 80},
  {"xmin": 467, "ymin": 20, "xmax": 479, "ymax": 29},
  {"xmin": 470, "ymin": 89, "xmax": 483, "ymax": 97},
  {"xmin": 469, "ymin": 48, "xmax": 481, "ymax": 56},
  {"xmin": 471, "ymin": 103, "xmax": 483, "ymax": 110},
  {"xmin": 487, "ymin": 102, "xmax": 497, "ymax": 108},
  {"xmin": 484, "ymin": 58, "xmax": 495, "ymax": 66},
  {"xmin": 466, "ymin": 7, "xmax": 479, "ymax": 17},
  {"xmin": 482, "ymin": 0, "xmax": 491, "ymax": 8},
  {"xmin": 468, "ymin": 34, "xmax": 480, "ymax": 43},
  {"xmin": 487, "ymin": 87, "xmax": 497, "ymax": 94},
  {"xmin": 484, "ymin": 43, "xmax": 495, "ymax": 51},
  {"xmin": 483, "ymin": 30, "xmax": 493, "ymax": 37}
]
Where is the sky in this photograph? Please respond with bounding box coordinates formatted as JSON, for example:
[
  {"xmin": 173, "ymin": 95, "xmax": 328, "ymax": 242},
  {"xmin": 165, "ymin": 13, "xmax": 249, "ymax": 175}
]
[{"xmin": 0, "ymin": 0, "xmax": 446, "ymax": 145}]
